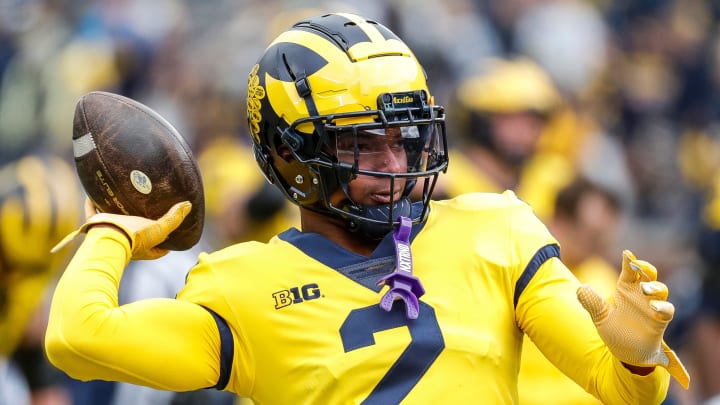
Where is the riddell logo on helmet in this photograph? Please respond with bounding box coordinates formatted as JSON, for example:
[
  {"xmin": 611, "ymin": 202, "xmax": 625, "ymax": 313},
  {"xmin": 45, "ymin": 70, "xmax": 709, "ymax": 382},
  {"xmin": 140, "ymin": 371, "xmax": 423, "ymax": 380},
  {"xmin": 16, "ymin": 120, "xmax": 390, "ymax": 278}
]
[
  {"xmin": 393, "ymin": 95, "xmax": 414, "ymax": 105},
  {"xmin": 272, "ymin": 283, "xmax": 322, "ymax": 309}
]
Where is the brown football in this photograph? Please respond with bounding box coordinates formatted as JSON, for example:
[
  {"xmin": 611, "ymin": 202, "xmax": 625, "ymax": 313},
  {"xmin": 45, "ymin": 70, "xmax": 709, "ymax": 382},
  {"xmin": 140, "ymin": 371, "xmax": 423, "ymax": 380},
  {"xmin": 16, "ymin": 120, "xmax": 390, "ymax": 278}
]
[{"xmin": 71, "ymin": 91, "xmax": 205, "ymax": 251}]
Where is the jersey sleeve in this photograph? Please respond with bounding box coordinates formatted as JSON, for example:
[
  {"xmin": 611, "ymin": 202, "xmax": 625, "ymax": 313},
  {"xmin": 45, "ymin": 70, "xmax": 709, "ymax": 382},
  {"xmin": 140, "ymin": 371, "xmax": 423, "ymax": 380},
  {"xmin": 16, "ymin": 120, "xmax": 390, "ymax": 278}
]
[
  {"xmin": 175, "ymin": 242, "xmax": 270, "ymax": 397},
  {"xmin": 513, "ymin": 220, "xmax": 670, "ymax": 404},
  {"xmin": 45, "ymin": 227, "xmax": 223, "ymax": 391}
]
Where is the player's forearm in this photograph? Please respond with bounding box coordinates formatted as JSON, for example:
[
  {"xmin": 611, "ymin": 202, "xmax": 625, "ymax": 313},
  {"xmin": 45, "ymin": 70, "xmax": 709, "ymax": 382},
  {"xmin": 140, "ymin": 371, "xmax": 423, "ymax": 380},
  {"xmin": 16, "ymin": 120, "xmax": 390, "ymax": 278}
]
[{"xmin": 45, "ymin": 227, "xmax": 131, "ymax": 378}]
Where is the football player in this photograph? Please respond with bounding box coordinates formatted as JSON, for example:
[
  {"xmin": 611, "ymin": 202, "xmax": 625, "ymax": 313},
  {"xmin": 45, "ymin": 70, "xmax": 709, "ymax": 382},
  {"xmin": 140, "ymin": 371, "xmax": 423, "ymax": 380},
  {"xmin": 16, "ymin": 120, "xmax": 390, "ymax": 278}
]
[
  {"xmin": 0, "ymin": 153, "xmax": 81, "ymax": 405},
  {"xmin": 46, "ymin": 12, "xmax": 688, "ymax": 404}
]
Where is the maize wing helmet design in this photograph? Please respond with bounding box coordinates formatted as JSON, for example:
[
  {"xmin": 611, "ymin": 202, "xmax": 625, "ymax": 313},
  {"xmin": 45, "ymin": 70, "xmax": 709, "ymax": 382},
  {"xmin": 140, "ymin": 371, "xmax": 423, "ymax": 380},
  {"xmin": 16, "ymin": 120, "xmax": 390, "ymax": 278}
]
[
  {"xmin": 247, "ymin": 13, "xmax": 448, "ymax": 237},
  {"xmin": 0, "ymin": 155, "xmax": 82, "ymax": 355}
]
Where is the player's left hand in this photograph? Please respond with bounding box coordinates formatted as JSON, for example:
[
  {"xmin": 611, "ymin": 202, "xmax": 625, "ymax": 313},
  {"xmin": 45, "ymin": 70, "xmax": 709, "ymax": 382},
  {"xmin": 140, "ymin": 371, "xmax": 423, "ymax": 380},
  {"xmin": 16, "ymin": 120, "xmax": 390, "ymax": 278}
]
[{"xmin": 576, "ymin": 250, "xmax": 690, "ymax": 389}]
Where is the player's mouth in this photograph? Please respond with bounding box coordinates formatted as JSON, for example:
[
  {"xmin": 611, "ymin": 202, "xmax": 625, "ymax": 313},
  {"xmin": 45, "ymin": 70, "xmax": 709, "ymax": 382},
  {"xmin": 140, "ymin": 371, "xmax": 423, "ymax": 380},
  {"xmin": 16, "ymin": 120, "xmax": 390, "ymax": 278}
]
[{"xmin": 370, "ymin": 189, "xmax": 402, "ymax": 204}]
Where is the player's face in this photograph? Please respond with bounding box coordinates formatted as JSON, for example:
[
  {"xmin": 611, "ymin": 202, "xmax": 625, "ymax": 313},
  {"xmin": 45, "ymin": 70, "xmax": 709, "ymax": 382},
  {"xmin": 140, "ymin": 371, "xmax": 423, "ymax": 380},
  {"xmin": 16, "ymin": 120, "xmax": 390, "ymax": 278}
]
[
  {"xmin": 334, "ymin": 128, "xmax": 408, "ymax": 205},
  {"xmin": 574, "ymin": 191, "xmax": 620, "ymax": 256},
  {"xmin": 490, "ymin": 112, "xmax": 545, "ymax": 166}
]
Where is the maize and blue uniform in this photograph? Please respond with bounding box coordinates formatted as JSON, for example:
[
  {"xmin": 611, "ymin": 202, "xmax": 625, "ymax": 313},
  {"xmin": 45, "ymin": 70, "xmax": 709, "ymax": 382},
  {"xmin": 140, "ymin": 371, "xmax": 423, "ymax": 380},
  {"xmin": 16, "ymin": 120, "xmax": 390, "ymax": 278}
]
[{"xmin": 46, "ymin": 191, "xmax": 669, "ymax": 404}]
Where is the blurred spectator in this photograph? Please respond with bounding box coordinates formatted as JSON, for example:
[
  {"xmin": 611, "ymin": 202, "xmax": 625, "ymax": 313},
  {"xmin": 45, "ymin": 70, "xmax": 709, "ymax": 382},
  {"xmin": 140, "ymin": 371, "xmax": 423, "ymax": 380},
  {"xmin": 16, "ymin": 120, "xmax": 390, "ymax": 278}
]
[
  {"xmin": 512, "ymin": 0, "xmax": 636, "ymax": 214},
  {"xmin": 600, "ymin": 0, "xmax": 711, "ymax": 244},
  {"xmin": 430, "ymin": 56, "xmax": 572, "ymax": 221},
  {"xmin": 685, "ymin": 172, "xmax": 720, "ymax": 405},
  {"xmin": 390, "ymin": 0, "xmax": 499, "ymax": 103},
  {"xmin": 515, "ymin": 0, "xmax": 608, "ymax": 99},
  {"xmin": 0, "ymin": 1, "xmax": 75, "ymax": 163},
  {"xmin": 0, "ymin": 153, "xmax": 83, "ymax": 405}
]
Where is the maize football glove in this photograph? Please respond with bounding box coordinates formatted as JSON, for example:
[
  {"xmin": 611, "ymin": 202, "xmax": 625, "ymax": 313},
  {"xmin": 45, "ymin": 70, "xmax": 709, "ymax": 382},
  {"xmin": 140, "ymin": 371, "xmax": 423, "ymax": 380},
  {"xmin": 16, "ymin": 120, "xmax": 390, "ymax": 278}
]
[
  {"xmin": 51, "ymin": 199, "xmax": 191, "ymax": 260},
  {"xmin": 577, "ymin": 250, "xmax": 690, "ymax": 389}
]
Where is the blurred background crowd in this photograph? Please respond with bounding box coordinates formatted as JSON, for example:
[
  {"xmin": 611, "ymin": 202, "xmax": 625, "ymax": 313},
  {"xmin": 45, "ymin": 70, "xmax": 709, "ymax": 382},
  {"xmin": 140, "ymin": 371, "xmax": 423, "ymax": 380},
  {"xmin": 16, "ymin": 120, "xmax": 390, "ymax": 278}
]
[{"xmin": 2, "ymin": 0, "xmax": 720, "ymax": 404}]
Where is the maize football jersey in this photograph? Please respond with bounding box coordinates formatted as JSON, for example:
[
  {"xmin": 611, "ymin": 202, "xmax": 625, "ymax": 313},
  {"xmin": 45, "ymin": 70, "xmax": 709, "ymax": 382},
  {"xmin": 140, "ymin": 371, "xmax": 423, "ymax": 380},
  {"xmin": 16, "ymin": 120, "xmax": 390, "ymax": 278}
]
[{"xmin": 177, "ymin": 191, "xmax": 665, "ymax": 404}]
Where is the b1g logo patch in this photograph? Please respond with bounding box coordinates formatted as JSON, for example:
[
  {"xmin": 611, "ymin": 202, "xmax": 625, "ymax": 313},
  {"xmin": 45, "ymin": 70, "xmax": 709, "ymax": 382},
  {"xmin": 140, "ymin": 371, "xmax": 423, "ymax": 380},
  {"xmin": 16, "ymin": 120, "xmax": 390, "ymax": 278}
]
[{"xmin": 273, "ymin": 283, "xmax": 322, "ymax": 309}]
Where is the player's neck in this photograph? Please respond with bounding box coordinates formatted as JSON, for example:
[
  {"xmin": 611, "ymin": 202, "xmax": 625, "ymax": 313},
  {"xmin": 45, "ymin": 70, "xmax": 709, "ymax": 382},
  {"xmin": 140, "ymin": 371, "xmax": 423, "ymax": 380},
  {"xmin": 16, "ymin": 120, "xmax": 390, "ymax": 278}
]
[{"xmin": 299, "ymin": 208, "xmax": 380, "ymax": 257}]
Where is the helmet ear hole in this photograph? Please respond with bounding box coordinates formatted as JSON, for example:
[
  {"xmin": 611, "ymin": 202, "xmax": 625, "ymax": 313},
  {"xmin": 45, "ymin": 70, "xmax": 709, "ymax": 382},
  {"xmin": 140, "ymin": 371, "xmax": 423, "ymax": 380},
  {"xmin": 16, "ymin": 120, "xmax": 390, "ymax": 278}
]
[
  {"xmin": 276, "ymin": 144, "xmax": 294, "ymax": 162},
  {"xmin": 271, "ymin": 131, "xmax": 295, "ymax": 162}
]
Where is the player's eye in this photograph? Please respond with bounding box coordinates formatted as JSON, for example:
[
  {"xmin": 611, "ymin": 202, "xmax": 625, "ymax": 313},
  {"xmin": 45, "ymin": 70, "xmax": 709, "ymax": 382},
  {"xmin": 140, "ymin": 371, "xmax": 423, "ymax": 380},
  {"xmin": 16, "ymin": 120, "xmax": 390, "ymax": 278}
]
[{"xmin": 335, "ymin": 127, "xmax": 411, "ymax": 156}]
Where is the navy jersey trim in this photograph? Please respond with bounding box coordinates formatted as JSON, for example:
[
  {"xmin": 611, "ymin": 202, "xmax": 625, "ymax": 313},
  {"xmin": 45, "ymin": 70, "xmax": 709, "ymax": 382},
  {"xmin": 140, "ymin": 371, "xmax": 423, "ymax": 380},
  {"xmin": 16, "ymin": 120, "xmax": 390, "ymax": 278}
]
[
  {"xmin": 513, "ymin": 244, "xmax": 560, "ymax": 308},
  {"xmin": 278, "ymin": 202, "xmax": 427, "ymax": 270},
  {"xmin": 277, "ymin": 203, "xmax": 427, "ymax": 291},
  {"xmin": 204, "ymin": 307, "xmax": 234, "ymax": 390}
]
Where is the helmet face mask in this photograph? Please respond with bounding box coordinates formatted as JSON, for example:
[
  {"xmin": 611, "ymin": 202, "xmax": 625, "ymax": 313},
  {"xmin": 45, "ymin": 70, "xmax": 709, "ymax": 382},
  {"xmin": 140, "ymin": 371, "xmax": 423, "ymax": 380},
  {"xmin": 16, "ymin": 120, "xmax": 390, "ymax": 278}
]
[{"xmin": 247, "ymin": 13, "xmax": 448, "ymax": 237}]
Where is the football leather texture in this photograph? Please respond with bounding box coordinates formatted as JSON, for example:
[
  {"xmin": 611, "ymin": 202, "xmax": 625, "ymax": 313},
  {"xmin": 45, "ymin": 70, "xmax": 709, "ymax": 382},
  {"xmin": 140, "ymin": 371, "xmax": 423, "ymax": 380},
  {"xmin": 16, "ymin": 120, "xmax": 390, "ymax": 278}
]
[{"xmin": 72, "ymin": 91, "xmax": 205, "ymax": 251}]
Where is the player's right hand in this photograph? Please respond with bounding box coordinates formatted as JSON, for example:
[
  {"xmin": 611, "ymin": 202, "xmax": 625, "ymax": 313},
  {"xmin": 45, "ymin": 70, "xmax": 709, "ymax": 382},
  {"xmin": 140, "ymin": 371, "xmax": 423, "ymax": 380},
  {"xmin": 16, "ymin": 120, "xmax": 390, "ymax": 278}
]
[{"xmin": 52, "ymin": 199, "xmax": 191, "ymax": 260}]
